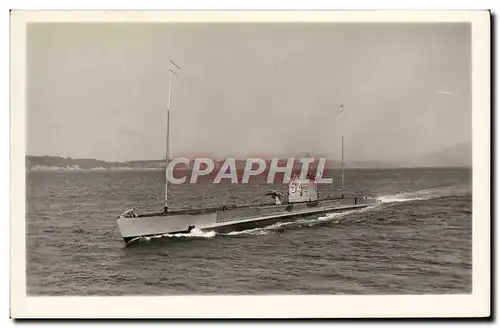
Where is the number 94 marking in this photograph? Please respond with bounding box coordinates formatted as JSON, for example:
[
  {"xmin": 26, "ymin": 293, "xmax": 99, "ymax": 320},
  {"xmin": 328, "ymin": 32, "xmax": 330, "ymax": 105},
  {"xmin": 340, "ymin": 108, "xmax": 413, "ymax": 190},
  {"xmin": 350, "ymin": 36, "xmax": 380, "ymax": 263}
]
[{"xmin": 289, "ymin": 181, "xmax": 302, "ymax": 193}]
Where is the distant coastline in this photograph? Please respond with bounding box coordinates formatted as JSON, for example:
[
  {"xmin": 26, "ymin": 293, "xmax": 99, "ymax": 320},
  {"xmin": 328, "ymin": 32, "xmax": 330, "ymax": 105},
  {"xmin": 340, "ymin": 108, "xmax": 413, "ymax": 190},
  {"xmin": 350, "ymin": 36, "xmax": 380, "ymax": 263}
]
[{"xmin": 25, "ymin": 155, "xmax": 472, "ymax": 172}]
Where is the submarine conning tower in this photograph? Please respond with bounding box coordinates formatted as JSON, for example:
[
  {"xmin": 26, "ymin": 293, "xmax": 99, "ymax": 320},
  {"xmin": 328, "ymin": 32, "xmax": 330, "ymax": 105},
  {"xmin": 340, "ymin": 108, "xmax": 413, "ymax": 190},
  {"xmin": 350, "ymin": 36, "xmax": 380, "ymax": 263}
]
[
  {"xmin": 287, "ymin": 173, "xmax": 319, "ymax": 203},
  {"xmin": 267, "ymin": 173, "xmax": 319, "ymax": 205}
]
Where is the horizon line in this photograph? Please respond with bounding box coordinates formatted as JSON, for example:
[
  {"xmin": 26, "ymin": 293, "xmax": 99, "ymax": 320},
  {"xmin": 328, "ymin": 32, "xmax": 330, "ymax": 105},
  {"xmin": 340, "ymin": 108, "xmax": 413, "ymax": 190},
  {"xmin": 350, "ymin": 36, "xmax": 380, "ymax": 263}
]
[
  {"xmin": 25, "ymin": 154, "xmax": 472, "ymax": 170},
  {"xmin": 24, "ymin": 154, "xmax": 416, "ymax": 164}
]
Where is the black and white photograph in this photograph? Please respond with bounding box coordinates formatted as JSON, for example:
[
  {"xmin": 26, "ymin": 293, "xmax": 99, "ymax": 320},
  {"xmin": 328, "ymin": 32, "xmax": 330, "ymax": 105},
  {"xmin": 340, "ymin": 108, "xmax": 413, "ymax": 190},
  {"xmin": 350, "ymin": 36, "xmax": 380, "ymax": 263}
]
[{"xmin": 10, "ymin": 10, "xmax": 490, "ymax": 318}]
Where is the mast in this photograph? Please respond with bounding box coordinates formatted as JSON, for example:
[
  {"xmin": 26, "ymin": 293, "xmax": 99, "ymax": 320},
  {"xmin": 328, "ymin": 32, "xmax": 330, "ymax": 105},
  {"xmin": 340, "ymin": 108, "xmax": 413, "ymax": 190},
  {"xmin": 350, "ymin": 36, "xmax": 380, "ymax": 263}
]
[
  {"xmin": 341, "ymin": 135, "xmax": 345, "ymax": 190},
  {"xmin": 165, "ymin": 60, "xmax": 180, "ymax": 212},
  {"xmin": 337, "ymin": 103, "xmax": 345, "ymax": 193}
]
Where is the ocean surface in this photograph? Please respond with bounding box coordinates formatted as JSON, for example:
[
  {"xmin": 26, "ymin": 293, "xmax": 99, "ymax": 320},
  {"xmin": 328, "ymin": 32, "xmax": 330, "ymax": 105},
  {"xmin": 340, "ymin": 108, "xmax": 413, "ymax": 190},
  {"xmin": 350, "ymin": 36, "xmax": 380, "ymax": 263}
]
[{"xmin": 26, "ymin": 168, "xmax": 472, "ymax": 295}]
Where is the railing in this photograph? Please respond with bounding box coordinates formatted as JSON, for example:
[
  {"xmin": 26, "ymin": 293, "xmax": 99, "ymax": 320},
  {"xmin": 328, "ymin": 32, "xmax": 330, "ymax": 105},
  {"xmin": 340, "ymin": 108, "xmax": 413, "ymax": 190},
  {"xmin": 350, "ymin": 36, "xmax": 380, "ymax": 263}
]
[
  {"xmin": 216, "ymin": 205, "xmax": 286, "ymax": 223},
  {"xmin": 214, "ymin": 197, "xmax": 375, "ymax": 223}
]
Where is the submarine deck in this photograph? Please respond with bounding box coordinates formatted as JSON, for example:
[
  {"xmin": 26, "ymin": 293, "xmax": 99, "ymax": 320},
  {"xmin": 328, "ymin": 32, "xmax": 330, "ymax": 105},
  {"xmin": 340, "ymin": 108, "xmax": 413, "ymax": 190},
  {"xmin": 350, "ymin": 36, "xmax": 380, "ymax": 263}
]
[{"xmin": 138, "ymin": 196, "xmax": 369, "ymax": 218}]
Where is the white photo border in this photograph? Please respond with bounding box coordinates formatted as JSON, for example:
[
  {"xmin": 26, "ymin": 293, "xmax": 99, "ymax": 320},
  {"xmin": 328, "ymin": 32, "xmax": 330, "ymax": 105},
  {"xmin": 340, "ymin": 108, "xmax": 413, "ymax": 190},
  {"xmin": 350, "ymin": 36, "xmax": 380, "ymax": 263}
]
[{"xmin": 10, "ymin": 10, "xmax": 491, "ymax": 319}]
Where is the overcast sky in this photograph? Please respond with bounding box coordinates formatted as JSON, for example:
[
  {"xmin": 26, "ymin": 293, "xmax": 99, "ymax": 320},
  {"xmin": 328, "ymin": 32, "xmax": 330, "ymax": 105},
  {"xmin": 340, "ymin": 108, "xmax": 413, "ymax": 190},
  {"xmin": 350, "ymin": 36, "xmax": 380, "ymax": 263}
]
[{"xmin": 27, "ymin": 23, "xmax": 471, "ymax": 162}]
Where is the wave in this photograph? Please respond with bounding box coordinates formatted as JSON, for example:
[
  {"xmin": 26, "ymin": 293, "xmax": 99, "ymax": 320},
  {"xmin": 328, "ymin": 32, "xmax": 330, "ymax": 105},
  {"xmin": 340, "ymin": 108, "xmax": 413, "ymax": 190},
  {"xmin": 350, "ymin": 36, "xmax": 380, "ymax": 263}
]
[
  {"xmin": 225, "ymin": 220, "xmax": 299, "ymax": 236},
  {"xmin": 225, "ymin": 207, "xmax": 366, "ymax": 236},
  {"xmin": 128, "ymin": 228, "xmax": 216, "ymax": 244},
  {"xmin": 377, "ymin": 185, "xmax": 471, "ymax": 204}
]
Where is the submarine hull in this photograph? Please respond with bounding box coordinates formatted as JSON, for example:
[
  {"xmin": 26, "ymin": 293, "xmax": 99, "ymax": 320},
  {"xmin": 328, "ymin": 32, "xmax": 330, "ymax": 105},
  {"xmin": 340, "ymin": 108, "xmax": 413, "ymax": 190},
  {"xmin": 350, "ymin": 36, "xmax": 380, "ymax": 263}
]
[{"xmin": 117, "ymin": 198, "xmax": 377, "ymax": 244}]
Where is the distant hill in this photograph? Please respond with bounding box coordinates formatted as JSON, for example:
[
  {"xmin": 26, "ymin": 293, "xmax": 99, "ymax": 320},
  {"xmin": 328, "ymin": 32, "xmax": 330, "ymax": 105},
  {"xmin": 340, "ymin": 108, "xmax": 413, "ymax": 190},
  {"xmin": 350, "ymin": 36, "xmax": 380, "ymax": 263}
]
[
  {"xmin": 26, "ymin": 156, "xmax": 398, "ymax": 170},
  {"xmin": 27, "ymin": 156, "xmax": 120, "ymax": 169},
  {"xmin": 26, "ymin": 156, "xmax": 165, "ymax": 170},
  {"xmin": 26, "ymin": 151, "xmax": 472, "ymax": 171}
]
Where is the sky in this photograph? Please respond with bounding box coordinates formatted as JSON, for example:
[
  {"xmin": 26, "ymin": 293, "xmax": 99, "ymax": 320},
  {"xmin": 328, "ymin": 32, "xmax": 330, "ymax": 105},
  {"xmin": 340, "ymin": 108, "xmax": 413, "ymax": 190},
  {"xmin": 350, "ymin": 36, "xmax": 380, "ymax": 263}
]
[{"xmin": 27, "ymin": 22, "xmax": 471, "ymax": 163}]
